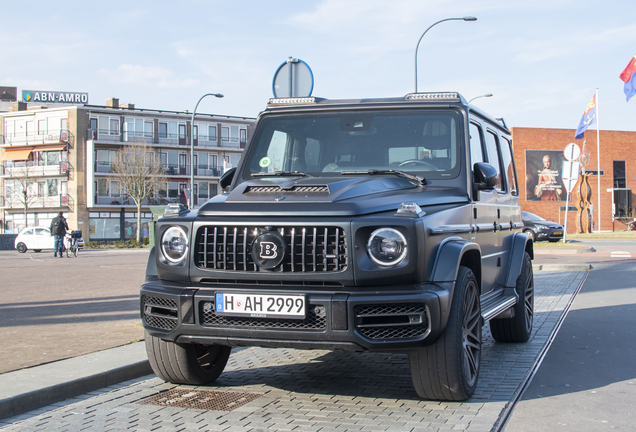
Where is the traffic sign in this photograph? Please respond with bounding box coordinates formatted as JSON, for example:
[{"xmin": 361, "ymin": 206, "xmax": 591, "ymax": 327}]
[
  {"xmin": 563, "ymin": 143, "xmax": 580, "ymax": 161},
  {"xmin": 272, "ymin": 57, "xmax": 314, "ymax": 98}
]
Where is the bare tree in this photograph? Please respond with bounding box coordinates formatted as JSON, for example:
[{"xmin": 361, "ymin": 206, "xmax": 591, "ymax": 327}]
[
  {"xmin": 4, "ymin": 163, "xmax": 38, "ymax": 225},
  {"xmin": 111, "ymin": 142, "xmax": 167, "ymax": 242}
]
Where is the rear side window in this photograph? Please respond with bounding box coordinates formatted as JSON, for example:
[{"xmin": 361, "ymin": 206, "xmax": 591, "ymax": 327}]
[
  {"xmin": 469, "ymin": 122, "xmax": 484, "ymax": 168},
  {"xmin": 484, "ymin": 130, "xmax": 503, "ymax": 191},
  {"xmin": 500, "ymin": 136, "xmax": 518, "ymax": 196}
]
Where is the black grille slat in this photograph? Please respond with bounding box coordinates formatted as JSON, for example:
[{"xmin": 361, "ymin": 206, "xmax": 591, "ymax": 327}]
[
  {"xmin": 142, "ymin": 296, "xmax": 178, "ymax": 331},
  {"xmin": 355, "ymin": 304, "xmax": 429, "ymax": 340},
  {"xmin": 201, "ymin": 302, "xmax": 326, "ymax": 330},
  {"xmin": 195, "ymin": 225, "xmax": 347, "ymax": 273}
]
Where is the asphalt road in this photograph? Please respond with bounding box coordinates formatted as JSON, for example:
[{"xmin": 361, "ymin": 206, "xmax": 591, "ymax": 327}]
[{"xmin": 0, "ymin": 249, "xmax": 148, "ymax": 373}]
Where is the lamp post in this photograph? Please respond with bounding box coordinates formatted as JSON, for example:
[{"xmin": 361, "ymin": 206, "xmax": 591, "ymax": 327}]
[
  {"xmin": 190, "ymin": 93, "xmax": 223, "ymax": 208},
  {"xmin": 468, "ymin": 93, "xmax": 493, "ymax": 103},
  {"xmin": 414, "ymin": 16, "xmax": 477, "ymax": 93}
]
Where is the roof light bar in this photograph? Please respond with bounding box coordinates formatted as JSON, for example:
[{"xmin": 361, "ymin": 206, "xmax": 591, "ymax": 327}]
[
  {"xmin": 405, "ymin": 92, "xmax": 460, "ymax": 101},
  {"xmin": 268, "ymin": 97, "xmax": 316, "ymax": 105}
]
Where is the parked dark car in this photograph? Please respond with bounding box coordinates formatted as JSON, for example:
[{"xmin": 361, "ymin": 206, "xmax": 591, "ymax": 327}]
[{"xmin": 522, "ymin": 211, "xmax": 563, "ymax": 242}]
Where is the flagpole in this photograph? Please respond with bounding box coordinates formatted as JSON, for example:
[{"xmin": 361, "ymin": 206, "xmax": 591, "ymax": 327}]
[{"xmin": 596, "ymin": 88, "xmax": 601, "ymax": 233}]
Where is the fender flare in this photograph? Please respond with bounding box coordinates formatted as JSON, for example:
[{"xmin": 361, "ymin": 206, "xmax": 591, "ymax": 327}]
[
  {"xmin": 430, "ymin": 237, "xmax": 481, "ymax": 283},
  {"xmin": 429, "ymin": 237, "xmax": 481, "ymax": 331},
  {"xmin": 502, "ymin": 232, "xmax": 533, "ymax": 288},
  {"xmin": 146, "ymin": 246, "xmax": 158, "ymax": 278}
]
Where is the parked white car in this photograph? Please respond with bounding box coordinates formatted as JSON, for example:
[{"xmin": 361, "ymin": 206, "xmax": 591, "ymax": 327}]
[{"xmin": 14, "ymin": 227, "xmax": 55, "ymax": 253}]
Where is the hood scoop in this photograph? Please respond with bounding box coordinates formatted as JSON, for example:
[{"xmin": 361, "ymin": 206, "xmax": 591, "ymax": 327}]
[{"xmin": 244, "ymin": 185, "xmax": 330, "ymax": 194}]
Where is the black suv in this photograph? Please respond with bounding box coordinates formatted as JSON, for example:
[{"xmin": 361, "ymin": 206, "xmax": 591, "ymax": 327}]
[
  {"xmin": 141, "ymin": 93, "xmax": 534, "ymax": 401},
  {"xmin": 522, "ymin": 211, "xmax": 563, "ymax": 242}
]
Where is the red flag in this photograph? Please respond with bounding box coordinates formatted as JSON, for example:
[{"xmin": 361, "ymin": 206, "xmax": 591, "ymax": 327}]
[
  {"xmin": 620, "ymin": 55, "xmax": 636, "ymax": 83},
  {"xmin": 620, "ymin": 55, "xmax": 636, "ymax": 102}
]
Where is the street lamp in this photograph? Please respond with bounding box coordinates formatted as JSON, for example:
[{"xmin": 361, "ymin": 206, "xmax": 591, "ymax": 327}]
[
  {"xmin": 190, "ymin": 93, "xmax": 223, "ymax": 208},
  {"xmin": 468, "ymin": 93, "xmax": 493, "ymax": 103},
  {"xmin": 414, "ymin": 16, "xmax": 477, "ymax": 93}
]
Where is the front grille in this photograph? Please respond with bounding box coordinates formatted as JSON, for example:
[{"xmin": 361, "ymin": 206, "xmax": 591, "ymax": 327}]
[
  {"xmin": 355, "ymin": 304, "xmax": 429, "ymax": 340},
  {"xmin": 142, "ymin": 295, "xmax": 178, "ymax": 331},
  {"xmin": 200, "ymin": 301, "xmax": 327, "ymax": 330},
  {"xmin": 245, "ymin": 185, "xmax": 329, "ymax": 193},
  {"xmin": 195, "ymin": 225, "xmax": 347, "ymax": 272}
]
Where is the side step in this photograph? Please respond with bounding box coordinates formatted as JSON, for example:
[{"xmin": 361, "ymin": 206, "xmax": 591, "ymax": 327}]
[{"xmin": 481, "ymin": 288, "xmax": 517, "ymax": 322}]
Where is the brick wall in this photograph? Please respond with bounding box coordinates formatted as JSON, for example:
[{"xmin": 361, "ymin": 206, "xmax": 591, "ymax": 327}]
[{"xmin": 511, "ymin": 127, "xmax": 636, "ymax": 233}]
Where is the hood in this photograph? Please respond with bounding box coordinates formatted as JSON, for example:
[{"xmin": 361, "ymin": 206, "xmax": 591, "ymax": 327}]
[{"xmin": 198, "ymin": 175, "xmax": 469, "ymax": 217}]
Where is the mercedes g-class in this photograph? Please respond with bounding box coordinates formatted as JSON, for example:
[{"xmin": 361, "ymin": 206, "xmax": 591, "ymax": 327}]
[{"xmin": 141, "ymin": 92, "xmax": 534, "ymax": 401}]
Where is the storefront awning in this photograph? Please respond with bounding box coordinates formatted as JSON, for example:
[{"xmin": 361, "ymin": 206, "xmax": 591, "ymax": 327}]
[
  {"xmin": 37, "ymin": 145, "xmax": 67, "ymax": 151},
  {"xmin": 0, "ymin": 148, "xmax": 33, "ymax": 161}
]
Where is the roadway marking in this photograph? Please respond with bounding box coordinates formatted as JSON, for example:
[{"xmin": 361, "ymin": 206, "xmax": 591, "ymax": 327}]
[{"xmin": 611, "ymin": 251, "xmax": 631, "ymax": 258}]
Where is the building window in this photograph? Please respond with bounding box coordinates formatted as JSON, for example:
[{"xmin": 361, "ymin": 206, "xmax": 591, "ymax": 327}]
[
  {"xmin": 614, "ymin": 161, "xmax": 626, "ymax": 188},
  {"xmin": 240, "ymin": 128, "xmax": 246, "ymax": 144},
  {"xmin": 38, "ymin": 119, "xmax": 46, "ymax": 135},
  {"xmin": 110, "ymin": 119, "xmax": 119, "ymax": 135},
  {"xmin": 144, "ymin": 121, "xmax": 153, "ymax": 138},
  {"xmin": 222, "ymin": 127, "xmax": 229, "ymax": 142},
  {"xmin": 209, "ymin": 125, "xmax": 217, "ymax": 141},
  {"xmin": 47, "ymin": 179, "xmax": 59, "ymax": 196},
  {"xmin": 230, "ymin": 125, "xmax": 239, "ymax": 142},
  {"xmin": 159, "ymin": 122, "xmax": 168, "ymax": 138},
  {"xmin": 97, "ymin": 178, "xmax": 109, "ymax": 196}
]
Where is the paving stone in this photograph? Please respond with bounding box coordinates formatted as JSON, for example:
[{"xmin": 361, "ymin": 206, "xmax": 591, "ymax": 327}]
[{"xmin": 0, "ymin": 271, "xmax": 587, "ymax": 432}]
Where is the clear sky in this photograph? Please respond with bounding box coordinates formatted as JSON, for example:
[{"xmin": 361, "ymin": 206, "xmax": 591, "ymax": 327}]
[{"xmin": 2, "ymin": 0, "xmax": 635, "ymax": 134}]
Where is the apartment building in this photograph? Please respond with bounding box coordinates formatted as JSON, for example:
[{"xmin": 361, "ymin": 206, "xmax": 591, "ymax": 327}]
[{"xmin": 1, "ymin": 97, "xmax": 255, "ymax": 240}]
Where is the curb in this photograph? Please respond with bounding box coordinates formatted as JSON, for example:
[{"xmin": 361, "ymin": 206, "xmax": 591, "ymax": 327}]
[
  {"xmin": 534, "ymin": 247, "xmax": 596, "ymax": 255},
  {"xmin": 533, "ymin": 263, "xmax": 592, "ymax": 271},
  {"xmin": 0, "ymin": 342, "xmax": 151, "ymax": 420}
]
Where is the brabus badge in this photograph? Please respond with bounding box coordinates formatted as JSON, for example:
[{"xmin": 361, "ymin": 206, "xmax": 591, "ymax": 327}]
[
  {"xmin": 274, "ymin": 196, "xmax": 286, "ymax": 201},
  {"xmin": 251, "ymin": 231, "xmax": 287, "ymax": 269}
]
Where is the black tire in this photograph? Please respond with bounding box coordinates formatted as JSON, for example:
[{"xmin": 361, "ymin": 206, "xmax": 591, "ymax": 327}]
[
  {"xmin": 490, "ymin": 251, "xmax": 534, "ymax": 342},
  {"xmin": 72, "ymin": 245, "xmax": 78, "ymax": 257},
  {"xmin": 409, "ymin": 266, "xmax": 481, "ymax": 401},
  {"xmin": 33, "ymin": 249, "xmax": 42, "ymax": 253},
  {"xmin": 145, "ymin": 330, "xmax": 231, "ymax": 385},
  {"xmin": 16, "ymin": 242, "xmax": 27, "ymax": 253}
]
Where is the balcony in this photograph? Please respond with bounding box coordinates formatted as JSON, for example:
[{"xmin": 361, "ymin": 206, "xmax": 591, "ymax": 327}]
[
  {"xmin": 2, "ymin": 161, "xmax": 68, "ymax": 177},
  {"xmin": 1, "ymin": 194, "xmax": 69, "ymax": 209},
  {"xmin": 94, "ymin": 195, "xmax": 167, "ymax": 206},
  {"xmin": 89, "ymin": 129, "xmax": 245, "ymax": 150},
  {"xmin": 2, "ymin": 130, "xmax": 70, "ymax": 145}
]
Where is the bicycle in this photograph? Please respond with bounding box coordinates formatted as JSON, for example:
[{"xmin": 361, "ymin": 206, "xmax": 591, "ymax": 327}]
[{"xmin": 64, "ymin": 230, "xmax": 84, "ymax": 257}]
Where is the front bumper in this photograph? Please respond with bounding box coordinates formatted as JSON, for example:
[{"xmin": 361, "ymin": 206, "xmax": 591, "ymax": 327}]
[
  {"xmin": 535, "ymin": 228, "xmax": 563, "ymax": 241},
  {"xmin": 140, "ymin": 279, "xmax": 450, "ymax": 352}
]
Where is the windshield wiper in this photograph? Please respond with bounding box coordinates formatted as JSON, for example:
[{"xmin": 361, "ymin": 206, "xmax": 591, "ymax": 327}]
[
  {"xmin": 340, "ymin": 169, "xmax": 426, "ymax": 185},
  {"xmin": 251, "ymin": 171, "xmax": 311, "ymax": 178}
]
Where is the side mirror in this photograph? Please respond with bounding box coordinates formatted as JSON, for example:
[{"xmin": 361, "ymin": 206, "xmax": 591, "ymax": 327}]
[
  {"xmin": 219, "ymin": 167, "xmax": 236, "ymax": 190},
  {"xmin": 473, "ymin": 162, "xmax": 498, "ymax": 190}
]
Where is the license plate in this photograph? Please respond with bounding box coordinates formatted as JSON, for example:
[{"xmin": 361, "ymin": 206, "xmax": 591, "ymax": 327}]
[
  {"xmin": 553, "ymin": 231, "xmax": 563, "ymax": 235},
  {"xmin": 215, "ymin": 293, "xmax": 305, "ymax": 319}
]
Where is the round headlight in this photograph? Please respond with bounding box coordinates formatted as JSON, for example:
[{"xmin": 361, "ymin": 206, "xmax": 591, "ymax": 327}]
[
  {"xmin": 161, "ymin": 226, "xmax": 188, "ymax": 263},
  {"xmin": 366, "ymin": 228, "xmax": 407, "ymax": 266}
]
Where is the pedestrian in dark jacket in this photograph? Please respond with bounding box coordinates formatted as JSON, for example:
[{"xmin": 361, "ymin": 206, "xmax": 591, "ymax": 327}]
[{"xmin": 50, "ymin": 211, "xmax": 69, "ymax": 258}]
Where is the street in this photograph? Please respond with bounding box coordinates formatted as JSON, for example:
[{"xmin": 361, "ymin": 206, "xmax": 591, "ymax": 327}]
[{"xmin": 0, "ymin": 249, "xmax": 148, "ymax": 373}]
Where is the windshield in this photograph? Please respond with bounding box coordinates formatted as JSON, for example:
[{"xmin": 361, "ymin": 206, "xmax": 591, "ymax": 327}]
[
  {"xmin": 242, "ymin": 110, "xmax": 462, "ymax": 182},
  {"xmin": 522, "ymin": 212, "xmax": 545, "ymax": 221}
]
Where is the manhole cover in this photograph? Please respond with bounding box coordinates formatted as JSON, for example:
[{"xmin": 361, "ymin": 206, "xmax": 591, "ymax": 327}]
[{"xmin": 137, "ymin": 388, "xmax": 262, "ymax": 411}]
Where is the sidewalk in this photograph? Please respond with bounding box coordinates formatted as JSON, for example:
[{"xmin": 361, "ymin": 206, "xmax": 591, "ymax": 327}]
[{"xmin": 0, "ymin": 343, "xmax": 150, "ymax": 419}]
